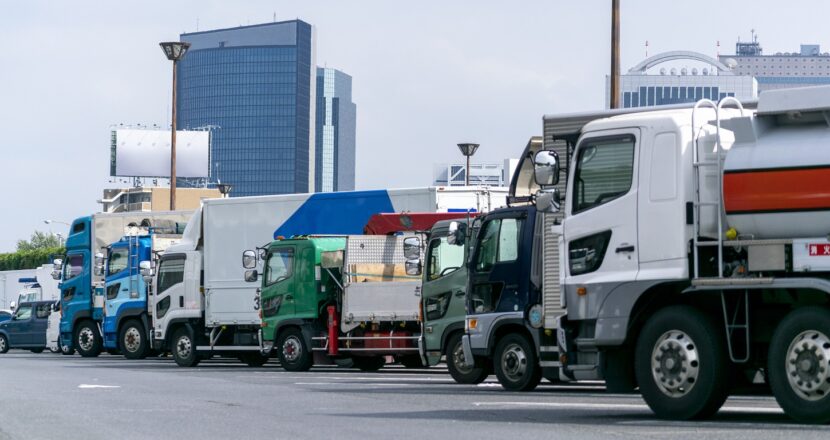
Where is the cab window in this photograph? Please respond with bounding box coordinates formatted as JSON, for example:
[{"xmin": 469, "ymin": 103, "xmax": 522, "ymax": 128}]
[
  {"xmin": 157, "ymin": 258, "xmax": 185, "ymax": 294},
  {"xmin": 63, "ymin": 254, "xmax": 84, "ymax": 280},
  {"xmin": 474, "ymin": 218, "xmax": 523, "ymax": 272},
  {"xmin": 107, "ymin": 247, "xmax": 129, "ymax": 276},
  {"xmin": 266, "ymin": 249, "xmax": 293, "ymax": 285},
  {"xmin": 573, "ymin": 135, "xmax": 635, "ymax": 214},
  {"xmin": 14, "ymin": 305, "xmax": 32, "ymax": 320},
  {"xmin": 426, "ymin": 237, "xmax": 464, "ymax": 281}
]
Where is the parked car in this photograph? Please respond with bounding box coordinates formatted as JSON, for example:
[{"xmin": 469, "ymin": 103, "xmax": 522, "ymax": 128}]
[
  {"xmin": 46, "ymin": 301, "xmax": 73, "ymax": 355},
  {"xmin": 0, "ymin": 310, "xmax": 12, "ymax": 323},
  {"xmin": 0, "ymin": 301, "xmax": 53, "ymax": 354}
]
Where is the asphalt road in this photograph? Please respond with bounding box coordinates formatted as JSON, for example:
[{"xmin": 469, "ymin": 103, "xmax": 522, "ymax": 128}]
[{"xmin": 0, "ymin": 352, "xmax": 828, "ymax": 440}]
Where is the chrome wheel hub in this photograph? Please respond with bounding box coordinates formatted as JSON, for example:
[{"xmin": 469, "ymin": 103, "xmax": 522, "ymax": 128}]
[
  {"xmin": 651, "ymin": 330, "xmax": 700, "ymax": 398},
  {"xmin": 282, "ymin": 336, "xmax": 301, "ymax": 362},
  {"xmin": 78, "ymin": 328, "xmax": 95, "ymax": 352},
  {"xmin": 0, "ymin": 337, "xmax": 6, "ymax": 352},
  {"xmin": 452, "ymin": 340, "xmax": 473, "ymax": 374},
  {"xmin": 123, "ymin": 327, "xmax": 142, "ymax": 353},
  {"xmin": 176, "ymin": 335, "xmax": 192, "ymax": 359},
  {"xmin": 785, "ymin": 330, "xmax": 830, "ymax": 401},
  {"xmin": 501, "ymin": 343, "xmax": 528, "ymax": 381}
]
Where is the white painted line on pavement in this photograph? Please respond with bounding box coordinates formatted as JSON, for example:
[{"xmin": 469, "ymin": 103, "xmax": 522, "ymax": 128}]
[
  {"xmin": 471, "ymin": 401, "xmax": 784, "ymax": 414},
  {"xmin": 78, "ymin": 384, "xmax": 121, "ymax": 389},
  {"xmin": 294, "ymin": 382, "xmax": 421, "ymax": 387}
]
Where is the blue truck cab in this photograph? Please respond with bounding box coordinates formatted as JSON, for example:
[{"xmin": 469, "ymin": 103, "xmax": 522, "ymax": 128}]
[
  {"xmin": 102, "ymin": 234, "xmax": 154, "ymax": 359},
  {"xmin": 57, "ymin": 216, "xmax": 101, "ymax": 357}
]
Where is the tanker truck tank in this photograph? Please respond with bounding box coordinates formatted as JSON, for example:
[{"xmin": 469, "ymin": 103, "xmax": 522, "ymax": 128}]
[{"xmin": 722, "ymin": 86, "xmax": 830, "ymax": 239}]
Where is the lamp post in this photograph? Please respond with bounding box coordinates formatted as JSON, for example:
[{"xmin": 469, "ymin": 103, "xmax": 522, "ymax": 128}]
[
  {"xmin": 456, "ymin": 143, "xmax": 480, "ymax": 186},
  {"xmin": 217, "ymin": 183, "xmax": 233, "ymax": 199},
  {"xmin": 159, "ymin": 41, "xmax": 192, "ymax": 211}
]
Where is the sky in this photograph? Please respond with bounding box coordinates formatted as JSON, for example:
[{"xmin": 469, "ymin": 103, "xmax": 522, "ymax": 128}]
[{"xmin": 1, "ymin": 0, "xmax": 829, "ymax": 252}]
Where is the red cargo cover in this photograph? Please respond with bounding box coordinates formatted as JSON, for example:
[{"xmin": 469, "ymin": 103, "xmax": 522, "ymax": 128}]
[{"xmin": 362, "ymin": 212, "xmax": 476, "ymax": 235}]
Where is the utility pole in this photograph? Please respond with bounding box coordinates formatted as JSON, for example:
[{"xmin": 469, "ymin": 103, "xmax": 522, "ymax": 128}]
[{"xmin": 610, "ymin": 0, "xmax": 621, "ymax": 109}]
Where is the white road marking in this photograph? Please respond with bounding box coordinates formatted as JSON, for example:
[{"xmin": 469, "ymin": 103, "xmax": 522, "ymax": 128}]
[
  {"xmin": 78, "ymin": 384, "xmax": 121, "ymax": 389},
  {"xmin": 471, "ymin": 401, "xmax": 783, "ymax": 414}
]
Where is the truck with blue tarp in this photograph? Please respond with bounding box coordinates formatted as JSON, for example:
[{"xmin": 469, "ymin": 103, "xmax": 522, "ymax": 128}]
[{"xmin": 53, "ymin": 212, "xmax": 192, "ymax": 357}]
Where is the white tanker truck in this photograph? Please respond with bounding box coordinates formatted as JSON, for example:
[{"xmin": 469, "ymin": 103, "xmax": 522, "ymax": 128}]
[{"xmin": 527, "ymin": 85, "xmax": 830, "ymax": 423}]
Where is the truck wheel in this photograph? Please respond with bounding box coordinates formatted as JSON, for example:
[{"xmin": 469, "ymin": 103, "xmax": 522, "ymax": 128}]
[
  {"xmin": 635, "ymin": 305, "xmax": 728, "ymax": 420},
  {"xmin": 352, "ymin": 356, "xmax": 386, "ymax": 371},
  {"xmin": 0, "ymin": 335, "xmax": 8, "ymax": 354},
  {"xmin": 494, "ymin": 333, "xmax": 542, "ymax": 391},
  {"xmin": 395, "ymin": 355, "xmax": 425, "ymax": 369},
  {"xmin": 446, "ymin": 332, "xmax": 490, "ymax": 384},
  {"xmin": 240, "ymin": 352, "xmax": 269, "ymax": 367},
  {"xmin": 30, "ymin": 348, "xmax": 44, "ymax": 354},
  {"xmin": 119, "ymin": 319, "xmax": 149, "ymax": 360},
  {"xmin": 60, "ymin": 342, "xmax": 75, "ymax": 356},
  {"xmin": 75, "ymin": 321, "xmax": 102, "ymax": 358},
  {"xmin": 276, "ymin": 328, "xmax": 312, "ymax": 371},
  {"xmin": 768, "ymin": 308, "xmax": 830, "ymax": 424},
  {"xmin": 49, "ymin": 345, "xmax": 60, "ymax": 354},
  {"xmin": 171, "ymin": 327, "xmax": 200, "ymax": 367}
]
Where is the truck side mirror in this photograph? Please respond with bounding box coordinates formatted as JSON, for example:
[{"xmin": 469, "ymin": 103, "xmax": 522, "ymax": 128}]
[
  {"xmin": 9, "ymin": 301, "xmax": 16, "ymax": 312},
  {"xmin": 94, "ymin": 253, "xmax": 105, "ymax": 277},
  {"xmin": 51, "ymin": 258, "xmax": 63, "ymax": 280},
  {"xmin": 535, "ymin": 188, "xmax": 562, "ymax": 213},
  {"xmin": 533, "ymin": 150, "xmax": 560, "ymax": 186},
  {"xmin": 242, "ymin": 250, "xmax": 257, "ymax": 269},
  {"xmin": 405, "ymin": 259, "xmax": 422, "ymax": 276},
  {"xmin": 244, "ymin": 269, "xmax": 259, "ymax": 283},
  {"xmin": 139, "ymin": 260, "xmax": 154, "ymax": 285},
  {"xmin": 403, "ymin": 237, "xmax": 421, "ymax": 260},
  {"xmin": 447, "ymin": 221, "xmax": 466, "ymax": 246}
]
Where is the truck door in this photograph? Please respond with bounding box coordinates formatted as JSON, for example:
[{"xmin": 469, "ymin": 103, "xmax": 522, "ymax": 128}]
[
  {"xmin": 562, "ymin": 131, "xmax": 639, "ymax": 290},
  {"xmin": 33, "ymin": 303, "xmax": 51, "ymax": 346},
  {"xmin": 422, "ymin": 232, "xmax": 467, "ymax": 358},
  {"xmin": 262, "ymin": 247, "xmax": 296, "ymax": 320},
  {"xmin": 153, "ymin": 255, "xmax": 186, "ymax": 336},
  {"xmin": 104, "ymin": 244, "xmax": 129, "ymax": 326},
  {"xmin": 468, "ymin": 211, "xmax": 530, "ymax": 315},
  {"xmin": 60, "ymin": 252, "xmax": 89, "ymax": 332}
]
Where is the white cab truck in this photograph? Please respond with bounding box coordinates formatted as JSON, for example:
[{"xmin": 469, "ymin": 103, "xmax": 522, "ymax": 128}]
[
  {"xmin": 520, "ymin": 86, "xmax": 830, "ymax": 423},
  {"xmin": 148, "ymin": 187, "xmax": 506, "ymax": 367}
]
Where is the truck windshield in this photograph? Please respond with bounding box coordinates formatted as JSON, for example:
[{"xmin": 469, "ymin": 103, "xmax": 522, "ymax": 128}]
[
  {"xmin": 108, "ymin": 247, "xmax": 129, "ymax": 276},
  {"xmin": 474, "ymin": 218, "xmax": 523, "ymax": 273},
  {"xmin": 426, "ymin": 237, "xmax": 464, "ymax": 281},
  {"xmin": 63, "ymin": 254, "xmax": 84, "ymax": 280},
  {"xmin": 266, "ymin": 249, "xmax": 293, "ymax": 285}
]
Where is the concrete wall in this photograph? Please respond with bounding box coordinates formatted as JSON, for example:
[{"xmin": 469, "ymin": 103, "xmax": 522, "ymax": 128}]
[{"xmin": 150, "ymin": 188, "xmax": 222, "ymax": 210}]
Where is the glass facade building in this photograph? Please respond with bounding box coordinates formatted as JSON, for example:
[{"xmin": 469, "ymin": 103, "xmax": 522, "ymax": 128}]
[
  {"xmin": 315, "ymin": 67, "xmax": 356, "ymax": 192},
  {"xmin": 177, "ymin": 20, "xmax": 316, "ymax": 196}
]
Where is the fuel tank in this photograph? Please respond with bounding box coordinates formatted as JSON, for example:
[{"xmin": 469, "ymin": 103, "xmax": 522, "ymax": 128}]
[{"xmin": 723, "ymin": 124, "xmax": 830, "ymax": 239}]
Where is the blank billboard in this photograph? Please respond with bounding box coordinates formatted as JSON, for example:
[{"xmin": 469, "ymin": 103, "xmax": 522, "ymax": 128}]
[{"xmin": 111, "ymin": 129, "xmax": 210, "ymax": 178}]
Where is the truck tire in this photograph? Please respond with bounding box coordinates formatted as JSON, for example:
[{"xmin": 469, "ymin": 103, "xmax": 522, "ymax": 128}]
[
  {"xmin": 75, "ymin": 321, "xmax": 102, "ymax": 358},
  {"xmin": 276, "ymin": 328, "xmax": 312, "ymax": 371},
  {"xmin": 768, "ymin": 307, "xmax": 830, "ymax": 424},
  {"xmin": 171, "ymin": 327, "xmax": 200, "ymax": 367},
  {"xmin": 446, "ymin": 332, "xmax": 490, "ymax": 384},
  {"xmin": 494, "ymin": 333, "xmax": 542, "ymax": 391},
  {"xmin": 49, "ymin": 345, "xmax": 60, "ymax": 354},
  {"xmin": 634, "ymin": 305, "xmax": 729, "ymax": 420},
  {"xmin": 0, "ymin": 334, "xmax": 8, "ymax": 354},
  {"xmin": 352, "ymin": 356, "xmax": 386, "ymax": 371},
  {"xmin": 30, "ymin": 348, "xmax": 44, "ymax": 354},
  {"xmin": 240, "ymin": 352, "xmax": 269, "ymax": 367},
  {"xmin": 119, "ymin": 319, "xmax": 149, "ymax": 360},
  {"xmin": 395, "ymin": 355, "xmax": 425, "ymax": 369}
]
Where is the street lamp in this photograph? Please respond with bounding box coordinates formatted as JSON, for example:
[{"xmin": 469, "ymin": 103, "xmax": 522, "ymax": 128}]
[
  {"xmin": 217, "ymin": 183, "xmax": 233, "ymax": 199},
  {"xmin": 43, "ymin": 219, "xmax": 70, "ymax": 226},
  {"xmin": 456, "ymin": 143, "xmax": 480, "ymax": 186},
  {"xmin": 159, "ymin": 41, "xmax": 192, "ymax": 211}
]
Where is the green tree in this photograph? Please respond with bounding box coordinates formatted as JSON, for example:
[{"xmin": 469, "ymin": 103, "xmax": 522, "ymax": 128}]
[{"xmin": 17, "ymin": 231, "xmax": 61, "ymax": 251}]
